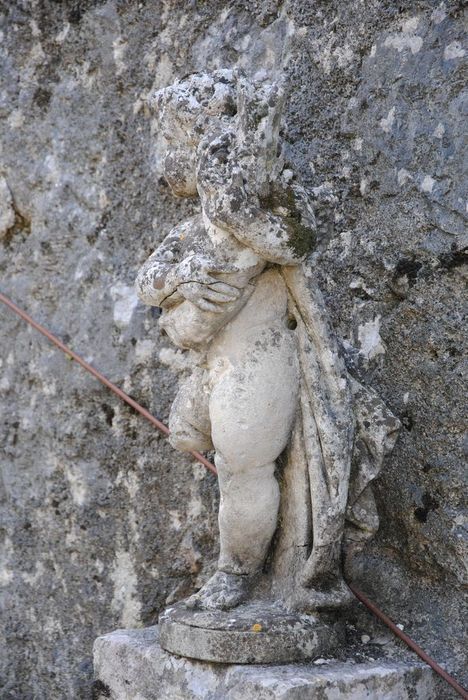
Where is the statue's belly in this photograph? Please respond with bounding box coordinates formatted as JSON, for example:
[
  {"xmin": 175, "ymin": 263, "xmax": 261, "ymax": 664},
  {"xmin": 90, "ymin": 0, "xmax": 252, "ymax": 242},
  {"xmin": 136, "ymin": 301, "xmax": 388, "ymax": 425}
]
[{"xmin": 207, "ymin": 268, "xmax": 296, "ymax": 381}]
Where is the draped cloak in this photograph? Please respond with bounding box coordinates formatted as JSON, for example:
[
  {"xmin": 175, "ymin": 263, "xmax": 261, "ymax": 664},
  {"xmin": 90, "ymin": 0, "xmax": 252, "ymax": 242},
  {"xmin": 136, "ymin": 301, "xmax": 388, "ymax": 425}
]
[{"xmin": 270, "ymin": 265, "xmax": 401, "ymax": 599}]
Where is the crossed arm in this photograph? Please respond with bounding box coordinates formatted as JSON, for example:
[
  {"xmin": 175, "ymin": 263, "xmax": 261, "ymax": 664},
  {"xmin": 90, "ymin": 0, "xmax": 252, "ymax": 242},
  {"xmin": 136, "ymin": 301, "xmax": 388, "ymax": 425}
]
[
  {"xmin": 135, "ymin": 217, "xmax": 242, "ymax": 313},
  {"xmin": 196, "ymin": 132, "xmax": 316, "ymax": 266},
  {"xmin": 136, "ymin": 133, "xmax": 316, "ymax": 312}
]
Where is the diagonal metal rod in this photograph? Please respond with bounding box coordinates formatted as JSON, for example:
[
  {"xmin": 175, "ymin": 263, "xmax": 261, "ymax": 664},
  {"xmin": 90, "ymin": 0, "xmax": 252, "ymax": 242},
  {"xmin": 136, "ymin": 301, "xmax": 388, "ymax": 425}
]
[
  {"xmin": 1, "ymin": 290, "xmax": 467, "ymax": 698},
  {"xmin": 0, "ymin": 291, "xmax": 217, "ymax": 475},
  {"xmin": 349, "ymin": 584, "xmax": 468, "ymax": 699}
]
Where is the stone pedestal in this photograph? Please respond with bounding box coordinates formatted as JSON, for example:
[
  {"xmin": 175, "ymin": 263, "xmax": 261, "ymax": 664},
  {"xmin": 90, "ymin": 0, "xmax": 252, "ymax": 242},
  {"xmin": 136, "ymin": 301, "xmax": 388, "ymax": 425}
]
[
  {"xmin": 93, "ymin": 626, "xmax": 438, "ymax": 700},
  {"xmin": 159, "ymin": 600, "xmax": 343, "ymax": 664}
]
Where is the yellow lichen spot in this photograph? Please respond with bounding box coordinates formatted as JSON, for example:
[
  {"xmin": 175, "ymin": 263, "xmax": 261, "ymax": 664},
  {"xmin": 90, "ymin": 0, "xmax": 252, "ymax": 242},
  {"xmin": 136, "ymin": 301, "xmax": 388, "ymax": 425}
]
[
  {"xmin": 251, "ymin": 623, "xmax": 262, "ymax": 633},
  {"xmin": 179, "ymin": 234, "xmax": 185, "ymax": 240}
]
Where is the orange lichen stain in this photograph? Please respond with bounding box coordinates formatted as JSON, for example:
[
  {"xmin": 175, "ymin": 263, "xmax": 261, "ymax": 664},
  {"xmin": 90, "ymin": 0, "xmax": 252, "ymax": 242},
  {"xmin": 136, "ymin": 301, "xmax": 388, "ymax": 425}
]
[{"xmin": 251, "ymin": 623, "xmax": 262, "ymax": 633}]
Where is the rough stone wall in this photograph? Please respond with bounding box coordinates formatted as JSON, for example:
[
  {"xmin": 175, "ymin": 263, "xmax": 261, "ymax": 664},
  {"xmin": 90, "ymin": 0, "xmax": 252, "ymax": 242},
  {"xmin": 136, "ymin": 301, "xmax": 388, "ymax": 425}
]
[{"xmin": 0, "ymin": 1, "xmax": 465, "ymax": 698}]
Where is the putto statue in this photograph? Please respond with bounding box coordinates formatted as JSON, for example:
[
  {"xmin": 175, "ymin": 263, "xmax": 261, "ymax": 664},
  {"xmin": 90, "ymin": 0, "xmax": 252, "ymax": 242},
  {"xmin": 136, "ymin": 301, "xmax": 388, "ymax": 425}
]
[{"xmin": 136, "ymin": 70, "xmax": 400, "ymax": 663}]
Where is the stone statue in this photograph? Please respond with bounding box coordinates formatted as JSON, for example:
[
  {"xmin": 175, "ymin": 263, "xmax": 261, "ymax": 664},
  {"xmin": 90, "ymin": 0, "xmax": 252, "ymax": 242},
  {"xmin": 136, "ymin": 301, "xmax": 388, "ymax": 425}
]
[{"xmin": 135, "ymin": 70, "xmax": 400, "ymax": 663}]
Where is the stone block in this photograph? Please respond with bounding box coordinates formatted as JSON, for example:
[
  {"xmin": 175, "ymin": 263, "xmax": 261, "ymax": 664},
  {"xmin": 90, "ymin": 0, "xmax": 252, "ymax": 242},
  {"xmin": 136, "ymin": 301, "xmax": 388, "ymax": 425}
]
[{"xmin": 93, "ymin": 626, "xmax": 437, "ymax": 699}]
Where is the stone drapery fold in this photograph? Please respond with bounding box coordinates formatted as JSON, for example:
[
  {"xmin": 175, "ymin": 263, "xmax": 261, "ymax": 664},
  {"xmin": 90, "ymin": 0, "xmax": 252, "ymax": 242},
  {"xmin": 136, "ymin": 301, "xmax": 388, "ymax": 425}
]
[{"xmin": 282, "ymin": 265, "xmax": 400, "ymax": 583}]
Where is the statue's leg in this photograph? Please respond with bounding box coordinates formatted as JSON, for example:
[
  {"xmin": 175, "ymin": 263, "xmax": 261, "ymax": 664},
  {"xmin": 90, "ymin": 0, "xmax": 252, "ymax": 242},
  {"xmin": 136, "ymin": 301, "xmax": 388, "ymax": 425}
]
[
  {"xmin": 187, "ymin": 325, "xmax": 298, "ymax": 610},
  {"xmin": 168, "ymin": 367, "xmax": 213, "ymax": 453}
]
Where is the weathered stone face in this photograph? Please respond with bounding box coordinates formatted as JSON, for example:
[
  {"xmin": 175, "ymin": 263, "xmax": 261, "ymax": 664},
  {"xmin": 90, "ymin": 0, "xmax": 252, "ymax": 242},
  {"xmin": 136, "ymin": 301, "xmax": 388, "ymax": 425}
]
[
  {"xmin": 0, "ymin": 1, "xmax": 466, "ymax": 697},
  {"xmin": 93, "ymin": 626, "xmax": 441, "ymax": 700}
]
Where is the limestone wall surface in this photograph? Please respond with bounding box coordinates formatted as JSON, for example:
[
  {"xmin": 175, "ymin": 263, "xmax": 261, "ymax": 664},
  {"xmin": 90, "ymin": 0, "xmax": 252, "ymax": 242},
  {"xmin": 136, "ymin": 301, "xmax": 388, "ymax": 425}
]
[{"xmin": 0, "ymin": 1, "xmax": 466, "ymax": 698}]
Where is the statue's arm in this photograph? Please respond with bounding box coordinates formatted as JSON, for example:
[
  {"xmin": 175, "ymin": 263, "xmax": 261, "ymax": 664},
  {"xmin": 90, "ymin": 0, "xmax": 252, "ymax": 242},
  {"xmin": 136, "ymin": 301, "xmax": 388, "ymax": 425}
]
[
  {"xmin": 197, "ymin": 133, "xmax": 316, "ymax": 265},
  {"xmin": 135, "ymin": 231, "xmax": 184, "ymax": 308},
  {"xmin": 206, "ymin": 192, "xmax": 314, "ymax": 265},
  {"xmin": 136, "ymin": 222, "xmax": 242, "ymax": 312}
]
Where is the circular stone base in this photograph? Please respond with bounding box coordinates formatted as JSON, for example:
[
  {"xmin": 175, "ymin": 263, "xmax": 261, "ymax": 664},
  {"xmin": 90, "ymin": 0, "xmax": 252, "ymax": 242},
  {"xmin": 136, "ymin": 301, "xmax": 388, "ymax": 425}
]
[{"xmin": 159, "ymin": 600, "xmax": 344, "ymax": 664}]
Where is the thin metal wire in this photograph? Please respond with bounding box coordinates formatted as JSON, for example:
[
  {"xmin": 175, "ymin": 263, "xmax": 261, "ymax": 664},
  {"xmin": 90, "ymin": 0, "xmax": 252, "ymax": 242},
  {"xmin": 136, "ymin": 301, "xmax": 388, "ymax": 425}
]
[
  {"xmin": 1, "ymin": 290, "xmax": 466, "ymax": 698},
  {"xmin": 349, "ymin": 584, "xmax": 468, "ymax": 699},
  {"xmin": 0, "ymin": 291, "xmax": 216, "ymax": 475}
]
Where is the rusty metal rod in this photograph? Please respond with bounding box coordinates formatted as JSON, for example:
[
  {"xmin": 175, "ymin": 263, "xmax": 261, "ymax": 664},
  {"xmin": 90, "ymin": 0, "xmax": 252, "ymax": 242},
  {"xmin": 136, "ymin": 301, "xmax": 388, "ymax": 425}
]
[
  {"xmin": 348, "ymin": 583, "xmax": 468, "ymax": 699},
  {"xmin": 1, "ymin": 290, "xmax": 466, "ymax": 697},
  {"xmin": 0, "ymin": 291, "xmax": 217, "ymax": 475}
]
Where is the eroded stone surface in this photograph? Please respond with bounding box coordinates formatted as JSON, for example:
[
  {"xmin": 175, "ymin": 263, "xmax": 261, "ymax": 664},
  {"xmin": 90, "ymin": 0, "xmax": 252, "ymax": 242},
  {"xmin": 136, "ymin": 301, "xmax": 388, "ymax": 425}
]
[
  {"xmin": 0, "ymin": 1, "xmax": 466, "ymax": 697},
  {"xmin": 93, "ymin": 626, "xmax": 438, "ymax": 699},
  {"xmin": 159, "ymin": 601, "xmax": 343, "ymax": 664}
]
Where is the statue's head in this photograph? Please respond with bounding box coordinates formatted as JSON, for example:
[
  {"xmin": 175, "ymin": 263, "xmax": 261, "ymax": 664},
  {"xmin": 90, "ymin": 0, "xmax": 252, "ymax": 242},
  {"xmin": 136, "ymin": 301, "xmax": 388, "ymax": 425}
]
[{"xmin": 150, "ymin": 70, "xmax": 237, "ymax": 196}]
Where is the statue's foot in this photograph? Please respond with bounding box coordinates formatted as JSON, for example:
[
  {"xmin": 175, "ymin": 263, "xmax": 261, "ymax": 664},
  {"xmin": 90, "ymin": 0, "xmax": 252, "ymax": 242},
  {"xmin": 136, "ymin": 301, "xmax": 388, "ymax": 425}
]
[
  {"xmin": 185, "ymin": 570, "xmax": 251, "ymax": 611},
  {"xmin": 290, "ymin": 579, "xmax": 354, "ymax": 612}
]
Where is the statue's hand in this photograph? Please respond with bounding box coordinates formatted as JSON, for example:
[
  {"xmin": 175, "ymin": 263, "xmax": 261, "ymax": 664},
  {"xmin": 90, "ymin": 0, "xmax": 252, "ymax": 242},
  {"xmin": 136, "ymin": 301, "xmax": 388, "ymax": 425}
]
[
  {"xmin": 178, "ymin": 281, "xmax": 241, "ymax": 313},
  {"xmin": 173, "ymin": 254, "xmax": 241, "ymax": 313}
]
